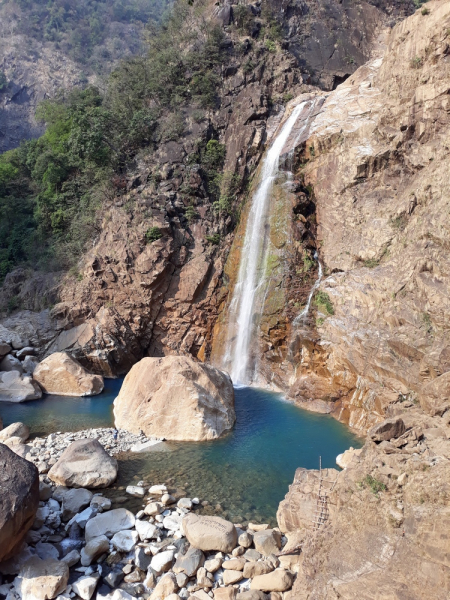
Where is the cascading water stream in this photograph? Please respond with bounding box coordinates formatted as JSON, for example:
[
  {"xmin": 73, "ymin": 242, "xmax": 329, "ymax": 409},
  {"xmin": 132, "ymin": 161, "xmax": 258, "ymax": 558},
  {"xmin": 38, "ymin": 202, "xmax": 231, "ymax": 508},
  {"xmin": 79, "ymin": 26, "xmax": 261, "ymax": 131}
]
[
  {"xmin": 293, "ymin": 252, "xmax": 323, "ymax": 325},
  {"xmin": 222, "ymin": 99, "xmax": 319, "ymax": 385}
]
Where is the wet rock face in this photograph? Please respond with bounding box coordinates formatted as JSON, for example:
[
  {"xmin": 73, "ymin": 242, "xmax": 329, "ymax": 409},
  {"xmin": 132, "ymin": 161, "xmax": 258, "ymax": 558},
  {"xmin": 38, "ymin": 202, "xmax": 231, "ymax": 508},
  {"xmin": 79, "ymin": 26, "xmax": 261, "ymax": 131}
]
[
  {"xmin": 0, "ymin": 443, "xmax": 39, "ymax": 561},
  {"xmin": 113, "ymin": 355, "xmax": 235, "ymax": 441},
  {"xmin": 280, "ymin": 0, "xmax": 450, "ymax": 432}
]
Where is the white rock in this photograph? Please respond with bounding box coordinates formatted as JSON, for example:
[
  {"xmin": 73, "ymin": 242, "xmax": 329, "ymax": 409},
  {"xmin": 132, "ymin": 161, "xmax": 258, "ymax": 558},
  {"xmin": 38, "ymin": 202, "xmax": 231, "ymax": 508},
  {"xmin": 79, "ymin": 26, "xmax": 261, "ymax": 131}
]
[
  {"xmin": 149, "ymin": 485, "xmax": 167, "ymax": 495},
  {"xmin": 72, "ymin": 575, "xmax": 100, "ymax": 600},
  {"xmin": 150, "ymin": 550, "xmax": 175, "ymax": 574},
  {"xmin": 126, "ymin": 486, "xmax": 146, "ymax": 498},
  {"xmin": 130, "ymin": 440, "xmax": 165, "ymax": 452},
  {"xmin": 85, "ymin": 508, "xmax": 135, "ymax": 541},
  {"xmin": 163, "ymin": 513, "xmax": 183, "ymax": 531},
  {"xmin": 135, "ymin": 519, "xmax": 157, "ymax": 541},
  {"xmin": 111, "ymin": 530, "xmax": 139, "ymax": 553},
  {"xmin": 177, "ymin": 498, "xmax": 192, "ymax": 510}
]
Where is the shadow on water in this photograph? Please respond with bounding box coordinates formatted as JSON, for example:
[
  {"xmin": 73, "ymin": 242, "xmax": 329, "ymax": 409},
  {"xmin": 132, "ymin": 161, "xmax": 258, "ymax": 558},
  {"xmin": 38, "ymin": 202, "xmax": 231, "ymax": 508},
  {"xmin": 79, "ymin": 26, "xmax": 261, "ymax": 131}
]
[
  {"xmin": 0, "ymin": 382, "xmax": 362, "ymax": 525},
  {"xmin": 0, "ymin": 378, "xmax": 123, "ymax": 437}
]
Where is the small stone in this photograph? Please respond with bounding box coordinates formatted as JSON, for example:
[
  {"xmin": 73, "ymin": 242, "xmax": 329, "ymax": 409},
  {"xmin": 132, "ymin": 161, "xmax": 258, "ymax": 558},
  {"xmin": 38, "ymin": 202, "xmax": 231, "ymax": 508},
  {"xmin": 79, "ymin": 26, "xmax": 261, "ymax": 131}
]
[
  {"xmin": 144, "ymin": 502, "xmax": 163, "ymax": 516},
  {"xmin": 39, "ymin": 482, "xmax": 53, "ymax": 501},
  {"xmin": 204, "ymin": 558, "xmax": 222, "ymax": 573},
  {"xmin": 134, "ymin": 547, "xmax": 151, "ymax": 571},
  {"xmin": 85, "ymin": 508, "xmax": 135, "ymax": 541},
  {"xmin": 250, "ymin": 570, "xmax": 294, "ymax": 592},
  {"xmin": 124, "ymin": 568, "xmax": 144, "ymax": 583},
  {"xmin": 248, "ymin": 524, "xmax": 269, "ymax": 532},
  {"xmin": 243, "ymin": 562, "xmax": 273, "ymax": 579},
  {"xmin": 81, "ymin": 536, "xmax": 110, "ymax": 566},
  {"xmin": 61, "ymin": 549, "xmax": 81, "ymax": 567},
  {"xmin": 214, "ymin": 588, "xmax": 237, "ymax": 600},
  {"xmin": 176, "ymin": 573, "xmax": 188, "ymax": 588},
  {"xmin": 135, "ymin": 519, "xmax": 157, "ymax": 541},
  {"xmin": 238, "ymin": 532, "xmax": 253, "ymax": 548},
  {"xmin": 183, "ymin": 514, "xmax": 237, "ymax": 553},
  {"xmin": 253, "ymin": 531, "xmax": 281, "ymax": 557},
  {"xmin": 149, "ymin": 572, "xmax": 178, "ymax": 600},
  {"xmin": 223, "ymin": 570, "xmax": 243, "ymax": 585},
  {"xmin": 150, "ymin": 549, "xmax": 175, "ymax": 574},
  {"xmin": 126, "ymin": 485, "xmax": 146, "ymax": 498},
  {"xmin": 18, "ymin": 557, "xmax": 69, "ymax": 600},
  {"xmin": 62, "ymin": 488, "xmax": 94, "ymax": 521},
  {"xmin": 161, "ymin": 493, "xmax": 176, "ymax": 506},
  {"xmin": 72, "ymin": 574, "xmax": 100, "ymax": 600},
  {"xmin": 177, "ymin": 498, "xmax": 192, "ymax": 510},
  {"xmin": 111, "ymin": 530, "xmax": 139, "ymax": 552},
  {"xmin": 173, "ymin": 546, "xmax": 205, "ymax": 577},
  {"xmin": 90, "ymin": 496, "xmax": 111, "ymax": 511},
  {"xmin": 232, "ymin": 546, "xmax": 245, "ymax": 557},
  {"xmin": 223, "ymin": 558, "xmax": 246, "ymax": 571},
  {"xmin": 104, "ymin": 570, "xmax": 124, "ymax": 588},
  {"xmin": 244, "ymin": 549, "xmax": 262, "ymax": 562},
  {"xmin": 149, "ymin": 485, "xmax": 167, "ymax": 495}
]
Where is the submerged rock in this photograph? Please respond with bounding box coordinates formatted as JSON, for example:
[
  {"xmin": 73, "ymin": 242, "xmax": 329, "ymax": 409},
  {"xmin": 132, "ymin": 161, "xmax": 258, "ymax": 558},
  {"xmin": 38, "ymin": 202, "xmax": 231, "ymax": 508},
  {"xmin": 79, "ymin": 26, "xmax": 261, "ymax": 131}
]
[
  {"xmin": 0, "ymin": 444, "xmax": 39, "ymax": 561},
  {"xmin": 113, "ymin": 355, "xmax": 235, "ymax": 441},
  {"xmin": 48, "ymin": 439, "xmax": 118, "ymax": 488},
  {"xmin": 33, "ymin": 352, "xmax": 104, "ymax": 397}
]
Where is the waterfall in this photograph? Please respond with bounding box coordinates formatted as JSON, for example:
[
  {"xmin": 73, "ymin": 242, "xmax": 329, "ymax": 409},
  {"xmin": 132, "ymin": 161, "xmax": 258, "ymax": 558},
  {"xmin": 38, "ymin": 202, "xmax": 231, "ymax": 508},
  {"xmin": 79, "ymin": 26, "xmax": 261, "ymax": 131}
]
[
  {"xmin": 293, "ymin": 253, "xmax": 323, "ymax": 325},
  {"xmin": 222, "ymin": 99, "xmax": 318, "ymax": 385}
]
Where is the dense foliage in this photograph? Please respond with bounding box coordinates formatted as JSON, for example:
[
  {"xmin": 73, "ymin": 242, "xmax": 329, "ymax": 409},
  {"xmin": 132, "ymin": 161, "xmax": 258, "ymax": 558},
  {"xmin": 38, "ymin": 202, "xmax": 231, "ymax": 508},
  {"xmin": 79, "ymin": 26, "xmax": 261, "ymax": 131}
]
[
  {"xmin": 0, "ymin": 1, "xmax": 228, "ymax": 280},
  {"xmin": 1, "ymin": 0, "xmax": 171, "ymax": 71}
]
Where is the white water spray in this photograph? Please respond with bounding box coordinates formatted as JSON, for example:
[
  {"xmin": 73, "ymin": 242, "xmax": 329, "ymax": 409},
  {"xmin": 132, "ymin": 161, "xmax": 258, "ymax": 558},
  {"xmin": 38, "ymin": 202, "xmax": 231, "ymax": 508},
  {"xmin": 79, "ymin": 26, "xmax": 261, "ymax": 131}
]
[{"xmin": 222, "ymin": 99, "xmax": 318, "ymax": 385}]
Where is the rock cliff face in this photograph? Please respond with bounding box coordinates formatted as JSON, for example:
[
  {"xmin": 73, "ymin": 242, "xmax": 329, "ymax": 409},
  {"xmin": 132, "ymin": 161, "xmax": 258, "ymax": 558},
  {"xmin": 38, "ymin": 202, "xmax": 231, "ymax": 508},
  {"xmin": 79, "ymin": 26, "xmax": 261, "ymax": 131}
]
[
  {"xmin": 278, "ymin": 405, "xmax": 450, "ymax": 599},
  {"xmin": 0, "ymin": 0, "xmax": 409, "ymax": 378},
  {"xmin": 286, "ymin": 0, "xmax": 450, "ymax": 431}
]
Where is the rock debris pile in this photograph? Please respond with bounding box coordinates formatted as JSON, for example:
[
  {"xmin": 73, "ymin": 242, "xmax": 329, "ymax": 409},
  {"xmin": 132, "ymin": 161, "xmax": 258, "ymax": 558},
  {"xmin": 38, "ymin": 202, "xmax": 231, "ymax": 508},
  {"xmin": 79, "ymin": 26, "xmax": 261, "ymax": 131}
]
[{"xmin": 0, "ymin": 437, "xmax": 297, "ymax": 600}]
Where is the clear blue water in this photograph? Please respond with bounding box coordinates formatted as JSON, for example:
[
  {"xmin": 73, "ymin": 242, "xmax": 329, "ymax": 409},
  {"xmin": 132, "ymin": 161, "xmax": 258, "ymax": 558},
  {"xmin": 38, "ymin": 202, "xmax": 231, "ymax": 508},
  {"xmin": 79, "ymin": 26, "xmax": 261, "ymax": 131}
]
[
  {"xmin": 0, "ymin": 382, "xmax": 362, "ymax": 525},
  {"xmin": 0, "ymin": 378, "xmax": 123, "ymax": 437}
]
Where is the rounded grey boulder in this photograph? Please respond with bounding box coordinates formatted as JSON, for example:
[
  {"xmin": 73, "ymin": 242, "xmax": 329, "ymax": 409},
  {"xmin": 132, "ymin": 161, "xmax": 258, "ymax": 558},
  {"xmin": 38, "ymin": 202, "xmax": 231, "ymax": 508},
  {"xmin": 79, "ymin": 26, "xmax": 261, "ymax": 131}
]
[{"xmin": 48, "ymin": 439, "xmax": 118, "ymax": 489}]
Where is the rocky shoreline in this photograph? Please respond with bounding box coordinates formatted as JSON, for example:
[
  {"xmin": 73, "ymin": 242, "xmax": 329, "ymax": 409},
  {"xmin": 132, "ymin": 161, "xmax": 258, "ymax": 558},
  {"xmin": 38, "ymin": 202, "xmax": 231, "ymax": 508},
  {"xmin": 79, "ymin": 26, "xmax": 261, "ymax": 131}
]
[
  {"xmin": 0, "ymin": 423, "xmax": 298, "ymax": 600},
  {"xmin": 0, "ymin": 426, "xmax": 166, "ymax": 474}
]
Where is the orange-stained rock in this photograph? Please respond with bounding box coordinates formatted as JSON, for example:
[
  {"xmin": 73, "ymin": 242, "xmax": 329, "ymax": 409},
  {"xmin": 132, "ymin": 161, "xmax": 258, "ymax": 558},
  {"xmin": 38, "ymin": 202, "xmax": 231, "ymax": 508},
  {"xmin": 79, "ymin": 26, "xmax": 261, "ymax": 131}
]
[
  {"xmin": 33, "ymin": 352, "xmax": 104, "ymax": 397},
  {"xmin": 113, "ymin": 355, "xmax": 235, "ymax": 441}
]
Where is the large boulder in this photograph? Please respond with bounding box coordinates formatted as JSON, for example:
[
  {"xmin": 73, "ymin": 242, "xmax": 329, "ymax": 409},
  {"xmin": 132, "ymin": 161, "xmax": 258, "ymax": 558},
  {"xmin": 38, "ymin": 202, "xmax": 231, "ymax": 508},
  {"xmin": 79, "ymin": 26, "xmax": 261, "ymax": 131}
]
[
  {"xmin": 17, "ymin": 556, "xmax": 69, "ymax": 599},
  {"xmin": 33, "ymin": 352, "xmax": 104, "ymax": 397},
  {"xmin": 0, "ymin": 422, "xmax": 29, "ymax": 442},
  {"xmin": 48, "ymin": 439, "xmax": 118, "ymax": 488},
  {"xmin": 0, "ymin": 371, "xmax": 42, "ymax": 402},
  {"xmin": 113, "ymin": 355, "xmax": 235, "ymax": 441},
  {"xmin": 183, "ymin": 514, "xmax": 237, "ymax": 553},
  {"xmin": 0, "ymin": 443, "xmax": 39, "ymax": 561}
]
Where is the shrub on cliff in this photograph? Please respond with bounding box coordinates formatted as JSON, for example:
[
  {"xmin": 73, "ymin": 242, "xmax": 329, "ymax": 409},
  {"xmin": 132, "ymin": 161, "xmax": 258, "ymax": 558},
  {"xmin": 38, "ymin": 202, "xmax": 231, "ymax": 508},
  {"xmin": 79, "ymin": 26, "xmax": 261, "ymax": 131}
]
[{"xmin": 0, "ymin": 0, "xmax": 228, "ymax": 280}]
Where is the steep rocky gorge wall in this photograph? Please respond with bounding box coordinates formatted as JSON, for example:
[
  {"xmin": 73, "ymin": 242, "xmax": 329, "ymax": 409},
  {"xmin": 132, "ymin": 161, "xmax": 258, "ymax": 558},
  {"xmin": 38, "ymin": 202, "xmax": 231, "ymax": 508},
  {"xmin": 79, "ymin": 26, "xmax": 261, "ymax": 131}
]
[
  {"xmin": 209, "ymin": 0, "xmax": 450, "ymax": 436},
  {"xmin": 287, "ymin": 0, "xmax": 450, "ymax": 432},
  {"xmin": 1, "ymin": 0, "xmax": 405, "ymax": 377}
]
